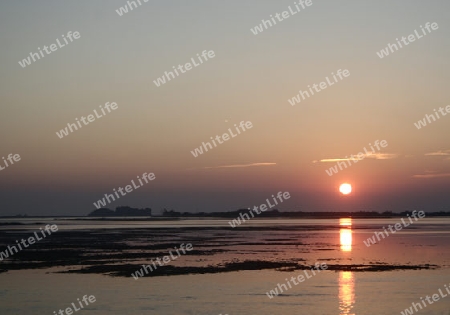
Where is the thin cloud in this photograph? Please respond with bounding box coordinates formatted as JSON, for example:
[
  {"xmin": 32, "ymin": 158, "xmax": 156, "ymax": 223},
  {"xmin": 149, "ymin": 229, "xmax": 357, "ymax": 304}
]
[
  {"xmin": 371, "ymin": 153, "xmax": 399, "ymax": 160},
  {"xmin": 425, "ymin": 150, "xmax": 450, "ymax": 156},
  {"xmin": 317, "ymin": 152, "xmax": 398, "ymax": 163},
  {"xmin": 412, "ymin": 173, "xmax": 450, "ymax": 179},
  {"xmin": 203, "ymin": 162, "xmax": 276, "ymax": 169},
  {"xmin": 320, "ymin": 158, "xmax": 358, "ymax": 163},
  {"xmin": 188, "ymin": 162, "xmax": 277, "ymax": 170}
]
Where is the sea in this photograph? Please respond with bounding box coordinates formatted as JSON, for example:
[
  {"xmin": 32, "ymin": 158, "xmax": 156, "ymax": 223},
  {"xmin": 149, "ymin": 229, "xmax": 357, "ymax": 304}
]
[{"xmin": 0, "ymin": 217, "xmax": 449, "ymax": 315}]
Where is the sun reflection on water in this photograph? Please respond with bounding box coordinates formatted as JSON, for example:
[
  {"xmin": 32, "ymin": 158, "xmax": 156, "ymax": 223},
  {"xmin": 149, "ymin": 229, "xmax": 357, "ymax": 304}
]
[
  {"xmin": 340, "ymin": 218, "xmax": 352, "ymax": 252},
  {"xmin": 339, "ymin": 271, "xmax": 355, "ymax": 315},
  {"xmin": 338, "ymin": 218, "xmax": 355, "ymax": 314}
]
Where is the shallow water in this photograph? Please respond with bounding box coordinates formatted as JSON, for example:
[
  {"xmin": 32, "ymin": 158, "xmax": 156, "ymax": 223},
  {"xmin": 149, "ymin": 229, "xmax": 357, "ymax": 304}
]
[
  {"xmin": 1, "ymin": 269, "xmax": 450, "ymax": 315},
  {"xmin": 0, "ymin": 217, "xmax": 449, "ymax": 314}
]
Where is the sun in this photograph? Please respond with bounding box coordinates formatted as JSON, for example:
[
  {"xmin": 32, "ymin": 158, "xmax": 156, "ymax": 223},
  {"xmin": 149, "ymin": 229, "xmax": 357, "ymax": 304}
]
[{"xmin": 339, "ymin": 183, "xmax": 352, "ymax": 195}]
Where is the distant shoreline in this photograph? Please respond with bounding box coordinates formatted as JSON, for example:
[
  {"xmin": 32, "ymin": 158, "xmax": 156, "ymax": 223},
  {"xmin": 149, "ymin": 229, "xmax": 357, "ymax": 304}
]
[{"xmin": 1, "ymin": 210, "xmax": 450, "ymax": 220}]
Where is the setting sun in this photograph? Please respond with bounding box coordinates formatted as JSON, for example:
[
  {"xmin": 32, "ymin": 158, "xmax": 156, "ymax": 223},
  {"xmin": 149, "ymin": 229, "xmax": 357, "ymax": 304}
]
[{"xmin": 339, "ymin": 183, "xmax": 352, "ymax": 195}]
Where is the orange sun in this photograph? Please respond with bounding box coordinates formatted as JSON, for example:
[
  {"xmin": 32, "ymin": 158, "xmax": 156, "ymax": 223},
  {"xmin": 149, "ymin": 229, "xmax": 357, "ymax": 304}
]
[{"xmin": 339, "ymin": 183, "xmax": 352, "ymax": 195}]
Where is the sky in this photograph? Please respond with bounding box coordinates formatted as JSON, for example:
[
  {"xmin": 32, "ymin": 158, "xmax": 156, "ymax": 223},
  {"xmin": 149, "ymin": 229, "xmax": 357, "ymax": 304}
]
[{"xmin": 0, "ymin": 0, "xmax": 449, "ymax": 216}]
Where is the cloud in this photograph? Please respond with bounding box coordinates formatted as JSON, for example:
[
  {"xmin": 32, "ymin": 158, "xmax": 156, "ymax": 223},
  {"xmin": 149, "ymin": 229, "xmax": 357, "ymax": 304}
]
[
  {"xmin": 412, "ymin": 173, "xmax": 450, "ymax": 179},
  {"xmin": 204, "ymin": 162, "xmax": 276, "ymax": 169},
  {"xmin": 371, "ymin": 153, "xmax": 399, "ymax": 160},
  {"xmin": 189, "ymin": 162, "xmax": 277, "ymax": 170},
  {"xmin": 317, "ymin": 152, "xmax": 398, "ymax": 163},
  {"xmin": 319, "ymin": 158, "xmax": 358, "ymax": 163},
  {"xmin": 425, "ymin": 150, "xmax": 450, "ymax": 156}
]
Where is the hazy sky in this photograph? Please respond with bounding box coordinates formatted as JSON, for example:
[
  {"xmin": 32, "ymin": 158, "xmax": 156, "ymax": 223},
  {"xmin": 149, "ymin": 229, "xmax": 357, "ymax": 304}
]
[{"xmin": 1, "ymin": 0, "xmax": 449, "ymax": 215}]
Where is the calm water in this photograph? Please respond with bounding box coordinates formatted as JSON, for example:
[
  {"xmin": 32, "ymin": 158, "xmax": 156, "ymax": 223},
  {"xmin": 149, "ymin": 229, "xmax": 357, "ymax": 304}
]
[{"xmin": 0, "ymin": 217, "xmax": 449, "ymax": 314}]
